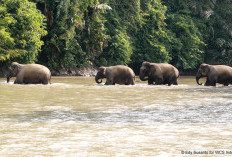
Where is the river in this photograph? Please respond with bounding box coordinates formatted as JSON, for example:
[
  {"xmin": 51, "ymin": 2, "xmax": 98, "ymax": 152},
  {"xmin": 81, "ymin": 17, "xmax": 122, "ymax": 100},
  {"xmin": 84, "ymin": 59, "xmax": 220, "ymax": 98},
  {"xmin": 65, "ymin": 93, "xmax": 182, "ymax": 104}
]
[{"xmin": 0, "ymin": 76, "xmax": 232, "ymax": 156}]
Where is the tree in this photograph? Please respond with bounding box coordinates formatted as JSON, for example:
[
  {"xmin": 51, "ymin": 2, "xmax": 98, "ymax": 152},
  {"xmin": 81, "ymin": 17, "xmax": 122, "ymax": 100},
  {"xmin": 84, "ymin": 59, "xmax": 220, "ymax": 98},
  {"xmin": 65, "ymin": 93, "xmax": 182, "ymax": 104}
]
[
  {"xmin": 203, "ymin": 0, "xmax": 232, "ymax": 65},
  {"xmin": 166, "ymin": 14, "xmax": 205, "ymax": 70},
  {"xmin": 162, "ymin": 0, "xmax": 205, "ymax": 70},
  {"xmin": 95, "ymin": 2, "xmax": 133, "ymax": 66},
  {"xmin": 129, "ymin": 0, "xmax": 171, "ymax": 72},
  {"xmin": 37, "ymin": 0, "xmax": 82, "ymax": 72},
  {"xmin": 37, "ymin": 0, "xmax": 109, "ymax": 73},
  {"xmin": 0, "ymin": 0, "xmax": 47, "ymax": 64}
]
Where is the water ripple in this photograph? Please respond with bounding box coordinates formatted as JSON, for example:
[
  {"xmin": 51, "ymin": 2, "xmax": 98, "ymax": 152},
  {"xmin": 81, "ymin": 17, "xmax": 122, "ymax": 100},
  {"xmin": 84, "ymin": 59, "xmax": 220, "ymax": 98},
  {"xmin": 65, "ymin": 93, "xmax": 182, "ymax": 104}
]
[{"xmin": 1, "ymin": 102, "xmax": 231, "ymax": 124}]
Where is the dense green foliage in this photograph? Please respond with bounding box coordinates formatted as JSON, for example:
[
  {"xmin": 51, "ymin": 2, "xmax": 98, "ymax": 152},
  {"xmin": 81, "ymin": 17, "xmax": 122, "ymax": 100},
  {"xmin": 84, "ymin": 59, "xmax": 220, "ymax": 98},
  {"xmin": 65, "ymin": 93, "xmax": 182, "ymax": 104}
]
[
  {"xmin": 1, "ymin": 0, "xmax": 232, "ymax": 74},
  {"xmin": 0, "ymin": 0, "xmax": 47, "ymax": 64}
]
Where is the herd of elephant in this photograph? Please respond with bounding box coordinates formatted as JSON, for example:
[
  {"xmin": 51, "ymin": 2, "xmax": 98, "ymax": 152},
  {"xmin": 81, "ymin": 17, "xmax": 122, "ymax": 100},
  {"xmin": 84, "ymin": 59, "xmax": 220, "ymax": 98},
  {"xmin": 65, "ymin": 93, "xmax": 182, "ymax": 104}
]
[{"xmin": 5, "ymin": 61, "xmax": 232, "ymax": 87}]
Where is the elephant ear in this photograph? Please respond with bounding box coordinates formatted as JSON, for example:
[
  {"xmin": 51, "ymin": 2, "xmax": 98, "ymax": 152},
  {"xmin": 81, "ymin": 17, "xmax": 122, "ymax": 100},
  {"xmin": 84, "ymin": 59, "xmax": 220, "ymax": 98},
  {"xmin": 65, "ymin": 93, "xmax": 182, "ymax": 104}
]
[
  {"xmin": 149, "ymin": 64, "xmax": 157, "ymax": 76},
  {"xmin": 99, "ymin": 66, "xmax": 106, "ymax": 75},
  {"xmin": 13, "ymin": 63, "xmax": 18, "ymax": 68},
  {"xmin": 9, "ymin": 62, "xmax": 17, "ymax": 72},
  {"xmin": 143, "ymin": 62, "xmax": 156, "ymax": 76},
  {"xmin": 12, "ymin": 62, "xmax": 23, "ymax": 73},
  {"xmin": 201, "ymin": 64, "xmax": 210, "ymax": 75},
  {"xmin": 143, "ymin": 62, "xmax": 151, "ymax": 70}
]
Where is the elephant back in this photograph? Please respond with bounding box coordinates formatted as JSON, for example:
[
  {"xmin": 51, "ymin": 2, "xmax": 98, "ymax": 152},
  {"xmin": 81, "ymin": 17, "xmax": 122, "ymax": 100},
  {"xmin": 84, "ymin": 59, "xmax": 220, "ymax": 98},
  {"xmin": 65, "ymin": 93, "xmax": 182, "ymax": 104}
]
[
  {"xmin": 23, "ymin": 64, "xmax": 51, "ymax": 75},
  {"xmin": 20, "ymin": 64, "xmax": 51, "ymax": 83},
  {"xmin": 154, "ymin": 63, "xmax": 178, "ymax": 75},
  {"xmin": 110, "ymin": 65, "xmax": 134, "ymax": 76},
  {"xmin": 108, "ymin": 65, "xmax": 135, "ymax": 84}
]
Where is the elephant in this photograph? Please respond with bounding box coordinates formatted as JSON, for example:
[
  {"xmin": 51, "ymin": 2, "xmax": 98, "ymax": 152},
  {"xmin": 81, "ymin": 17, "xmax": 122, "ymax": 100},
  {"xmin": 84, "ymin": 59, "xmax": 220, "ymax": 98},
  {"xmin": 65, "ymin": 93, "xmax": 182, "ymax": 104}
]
[
  {"xmin": 139, "ymin": 61, "xmax": 179, "ymax": 85},
  {"xmin": 95, "ymin": 65, "xmax": 135, "ymax": 85},
  {"xmin": 6, "ymin": 62, "xmax": 51, "ymax": 84},
  {"xmin": 196, "ymin": 63, "xmax": 232, "ymax": 86}
]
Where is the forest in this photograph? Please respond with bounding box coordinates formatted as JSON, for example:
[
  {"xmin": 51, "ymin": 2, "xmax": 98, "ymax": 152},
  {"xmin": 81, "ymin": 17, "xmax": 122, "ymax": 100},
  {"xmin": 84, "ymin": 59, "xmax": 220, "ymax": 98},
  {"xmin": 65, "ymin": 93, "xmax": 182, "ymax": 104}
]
[{"xmin": 1, "ymin": 0, "xmax": 232, "ymax": 74}]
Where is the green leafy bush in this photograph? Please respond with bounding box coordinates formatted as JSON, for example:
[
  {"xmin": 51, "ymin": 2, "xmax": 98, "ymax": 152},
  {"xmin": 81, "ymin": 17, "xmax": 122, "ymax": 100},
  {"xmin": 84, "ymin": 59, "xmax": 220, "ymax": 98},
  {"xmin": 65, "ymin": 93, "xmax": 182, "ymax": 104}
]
[{"xmin": 0, "ymin": 0, "xmax": 47, "ymax": 63}]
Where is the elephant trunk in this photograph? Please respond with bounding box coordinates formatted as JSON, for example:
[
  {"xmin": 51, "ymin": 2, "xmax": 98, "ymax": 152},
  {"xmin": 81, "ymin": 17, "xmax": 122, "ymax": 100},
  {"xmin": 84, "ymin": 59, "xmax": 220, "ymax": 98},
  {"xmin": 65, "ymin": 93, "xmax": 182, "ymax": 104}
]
[
  {"xmin": 6, "ymin": 73, "xmax": 11, "ymax": 83},
  {"xmin": 139, "ymin": 73, "xmax": 148, "ymax": 81},
  {"xmin": 7, "ymin": 77, "xmax": 10, "ymax": 83},
  {"xmin": 6, "ymin": 76, "xmax": 10, "ymax": 83},
  {"xmin": 95, "ymin": 73, "xmax": 103, "ymax": 84},
  {"xmin": 196, "ymin": 73, "xmax": 203, "ymax": 85}
]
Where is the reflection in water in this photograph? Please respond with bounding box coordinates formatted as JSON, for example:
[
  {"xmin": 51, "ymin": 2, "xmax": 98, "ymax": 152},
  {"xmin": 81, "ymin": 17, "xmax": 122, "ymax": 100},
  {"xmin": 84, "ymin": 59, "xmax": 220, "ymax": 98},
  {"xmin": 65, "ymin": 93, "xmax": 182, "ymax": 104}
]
[{"xmin": 0, "ymin": 76, "xmax": 232, "ymax": 156}]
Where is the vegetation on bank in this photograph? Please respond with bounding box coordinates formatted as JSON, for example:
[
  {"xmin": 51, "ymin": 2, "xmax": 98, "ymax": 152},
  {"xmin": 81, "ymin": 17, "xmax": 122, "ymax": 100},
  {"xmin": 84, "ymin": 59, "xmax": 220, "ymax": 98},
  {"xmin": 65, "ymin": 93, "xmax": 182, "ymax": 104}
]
[{"xmin": 1, "ymin": 0, "xmax": 232, "ymax": 74}]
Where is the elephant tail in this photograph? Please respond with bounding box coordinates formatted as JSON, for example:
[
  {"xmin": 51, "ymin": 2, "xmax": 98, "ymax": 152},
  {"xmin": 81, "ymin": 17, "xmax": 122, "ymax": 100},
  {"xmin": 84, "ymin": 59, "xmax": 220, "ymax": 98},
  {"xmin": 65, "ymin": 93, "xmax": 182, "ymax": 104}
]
[
  {"xmin": 132, "ymin": 75, "xmax": 136, "ymax": 85},
  {"xmin": 175, "ymin": 68, "xmax": 180, "ymax": 78},
  {"xmin": 49, "ymin": 75, "xmax": 52, "ymax": 84}
]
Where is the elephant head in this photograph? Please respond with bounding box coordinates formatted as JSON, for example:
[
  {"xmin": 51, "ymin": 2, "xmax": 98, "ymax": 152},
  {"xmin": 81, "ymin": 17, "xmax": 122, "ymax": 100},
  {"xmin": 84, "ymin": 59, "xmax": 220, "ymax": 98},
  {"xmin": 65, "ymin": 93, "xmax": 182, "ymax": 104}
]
[
  {"xmin": 139, "ymin": 62, "xmax": 151, "ymax": 81},
  {"xmin": 95, "ymin": 66, "xmax": 106, "ymax": 84},
  {"xmin": 6, "ymin": 62, "xmax": 22, "ymax": 83},
  {"xmin": 196, "ymin": 64, "xmax": 210, "ymax": 85}
]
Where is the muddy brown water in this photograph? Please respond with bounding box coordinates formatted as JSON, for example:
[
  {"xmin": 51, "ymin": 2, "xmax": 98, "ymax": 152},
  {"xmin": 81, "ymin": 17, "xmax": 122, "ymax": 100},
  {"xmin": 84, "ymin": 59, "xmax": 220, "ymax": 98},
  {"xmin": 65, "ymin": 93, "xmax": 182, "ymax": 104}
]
[{"xmin": 0, "ymin": 76, "xmax": 232, "ymax": 156}]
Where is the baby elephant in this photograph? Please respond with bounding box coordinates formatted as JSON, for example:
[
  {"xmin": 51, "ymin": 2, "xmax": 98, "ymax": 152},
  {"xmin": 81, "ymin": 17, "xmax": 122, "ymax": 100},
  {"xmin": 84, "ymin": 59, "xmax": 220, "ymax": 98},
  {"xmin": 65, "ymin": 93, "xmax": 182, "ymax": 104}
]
[
  {"xmin": 196, "ymin": 63, "xmax": 232, "ymax": 86},
  {"xmin": 95, "ymin": 65, "xmax": 135, "ymax": 85},
  {"xmin": 139, "ymin": 61, "xmax": 179, "ymax": 85},
  {"xmin": 6, "ymin": 62, "xmax": 51, "ymax": 84}
]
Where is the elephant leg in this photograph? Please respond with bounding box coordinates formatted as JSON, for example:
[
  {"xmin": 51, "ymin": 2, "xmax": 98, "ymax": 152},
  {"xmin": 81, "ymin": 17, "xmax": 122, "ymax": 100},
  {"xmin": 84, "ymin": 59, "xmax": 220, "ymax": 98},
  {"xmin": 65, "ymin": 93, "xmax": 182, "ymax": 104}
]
[
  {"xmin": 167, "ymin": 80, "xmax": 172, "ymax": 86},
  {"xmin": 209, "ymin": 78, "xmax": 217, "ymax": 86},
  {"xmin": 105, "ymin": 79, "xmax": 113, "ymax": 85},
  {"xmin": 212, "ymin": 81, "xmax": 216, "ymax": 86},
  {"xmin": 125, "ymin": 80, "xmax": 134, "ymax": 85},
  {"xmin": 123, "ymin": 79, "xmax": 128, "ymax": 85},
  {"xmin": 169, "ymin": 77, "xmax": 178, "ymax": 86},
  {"xmin": 204, "ymin": 79, "xmax": 216, "ymax": 86},
  {"xmin": 173, "ymin": 79, "xmax": 178, "ymax": 85},
  {"xmin": 14, "ymin": 77, "xmax": 23, "ymax": 84},
  {"xmin": 42, "ymin": 79, "xmax": 49, "ymax": 85},
  {"xmin": 105, "ymin": 81, "xmax": 110, "ymax": 85},
  {"xmin": 155, "ymin": 78, "xmax": 163, "ymax": 85},
  {"xmin": 204, "ymin": 78, "xmax": 210, "ymax": 86},
  {"xmin": 129, "ymin": 76, "xmax": 135, "ymax": 85},
  {"xmin": 148, "ymin": 78, "xmax": 153, "ymax": 85}
]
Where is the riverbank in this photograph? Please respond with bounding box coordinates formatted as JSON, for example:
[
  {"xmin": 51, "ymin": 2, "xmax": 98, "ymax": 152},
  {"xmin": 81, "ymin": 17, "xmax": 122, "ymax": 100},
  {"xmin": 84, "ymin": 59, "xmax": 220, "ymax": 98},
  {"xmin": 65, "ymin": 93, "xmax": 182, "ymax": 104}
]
[{"xmin": 54, "ymin": 66, "xmax": 97, "ymax": 77}]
